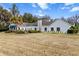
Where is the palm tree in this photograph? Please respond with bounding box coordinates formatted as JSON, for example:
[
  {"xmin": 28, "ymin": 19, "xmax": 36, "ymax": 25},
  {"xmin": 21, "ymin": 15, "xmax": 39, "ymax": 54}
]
[
  {"xmin": 10, "ymin": 3, "xmax": 23, "ymax": 24},
  {"xmin": 10, "ymin": 3, "xmax": 19, "ymax": 17}
]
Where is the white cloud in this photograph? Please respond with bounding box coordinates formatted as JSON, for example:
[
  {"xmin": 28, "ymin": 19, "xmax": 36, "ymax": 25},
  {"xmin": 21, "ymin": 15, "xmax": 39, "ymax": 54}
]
[
  {"xmin": 32, "ymin": 3, "xmax": 37, "ymax": 7},
  {"xmin": 38, "ymin": 13, "xmax": 44, "ymax": 16},
  {"xmin": 70, "ymin": 6, "xmax": 79, "ymax": 12},
  {"xmin": 61, "ymin": 3, "xmax": 74, "ymax": 10},
  {"xmin": 37, "ymin": 3, "xmax": 49, "ymax": 10},
  {"xmin": 35, "ymin": 10, "xmax": 44, "ymax": 16}
]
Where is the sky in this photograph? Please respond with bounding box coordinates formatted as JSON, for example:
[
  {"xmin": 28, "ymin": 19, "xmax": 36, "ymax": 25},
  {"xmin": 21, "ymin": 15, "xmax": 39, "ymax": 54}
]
[{"xmin": 0, "ymin": 3, "xmax": 79, "ymax": 19}]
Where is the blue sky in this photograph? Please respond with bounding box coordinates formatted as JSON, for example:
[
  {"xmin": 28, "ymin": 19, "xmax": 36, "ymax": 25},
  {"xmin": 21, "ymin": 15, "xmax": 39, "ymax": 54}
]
[{"xmin": 0, "ymin": 3, "xmax": 79, "ymax": 19}]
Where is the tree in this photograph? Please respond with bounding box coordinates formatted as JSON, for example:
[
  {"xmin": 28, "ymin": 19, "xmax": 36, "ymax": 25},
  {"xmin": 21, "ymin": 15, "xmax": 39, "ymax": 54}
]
[
  {"xmin": 10, "ymin": 15, "xmax": 23, "ymax": 24},
  {"xmin": 17, "ymin": 15, "xmax": 23, "ymax": 24},
  {"xmin": 67, "ymin": 22, "xmax": 79, "ymax": 34},
  {"xmin": 67, "ymin": 25, "xmax": 79, "ymax": 34},
  {"xmin": 10, "ymin": 4, "xmax": 23, "ymax": 24},
  {"xmin": 0, "ymin": 6, "xmax": 11, "ymax": 22},
  {"xmin": 10, "ymin": 3, "xmax": 19, "ymax": 17},
  {"xmin": 23, "ymin": 13, "xmax": 37, "ymax": 23},
  {"xmin": 33, "ymin": 16, "xmax": 38, "ymax": 22},
  {"xmin": 67, "ymin": 15, "xmax": 79, "ymax": 30},
  {"xmin": 67, "ymin": 15, "xmax": 79, "ymax": 24}
]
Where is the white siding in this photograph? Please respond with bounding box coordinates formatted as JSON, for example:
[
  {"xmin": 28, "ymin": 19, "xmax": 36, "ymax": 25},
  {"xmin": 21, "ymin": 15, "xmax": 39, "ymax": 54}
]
[
  {"xmin": 40, "ymin": 26, "xmax": 49, "ymax": 32},
  {"xmin": 48, "ymin": 20, "xmax": 72, "ymax": 33},
  {"xmin": 16, "ymin": 20, "xmax": 72, "ymax": 33},
  {"xmin": 17, "ymin": 26, "xmax": 39, "ymax": 31}
]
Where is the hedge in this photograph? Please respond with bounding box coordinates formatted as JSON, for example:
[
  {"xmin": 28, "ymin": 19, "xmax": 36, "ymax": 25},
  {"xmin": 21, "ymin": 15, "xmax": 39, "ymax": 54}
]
[{"xmin": 27, "ymin": 30, "xmax": 41, "ymax": 33}]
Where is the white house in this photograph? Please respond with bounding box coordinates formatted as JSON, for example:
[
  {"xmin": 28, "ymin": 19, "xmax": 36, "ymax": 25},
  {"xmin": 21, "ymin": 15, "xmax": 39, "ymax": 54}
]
[{"xmin": 9, "ymin": 19, "xmax": 74, "ymax": 33}]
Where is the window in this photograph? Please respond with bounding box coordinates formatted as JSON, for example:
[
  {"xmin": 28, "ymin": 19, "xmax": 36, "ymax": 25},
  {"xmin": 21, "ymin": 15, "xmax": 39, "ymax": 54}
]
[
  {"xmin": 10, "ymin": 25, "xmax": 16, "ymax": 30},
  {"xmin": 35, "ymin": 28, "xmax": 37, "ymax": 31},
  {"xmin": 57, "ymin": 27, "xmax": 60, "ymax": 32},
  {"xmin": 44, "ymin": 27, "xmax": 47, "ymax": 31},
  {"xmin": 51, "ymin": 27, "xmax": 54, "ymax": 31}
]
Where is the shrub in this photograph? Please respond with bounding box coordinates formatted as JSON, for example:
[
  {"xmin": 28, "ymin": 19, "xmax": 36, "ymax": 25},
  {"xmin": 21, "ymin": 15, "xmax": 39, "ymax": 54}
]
[
  {"xmin": 5, "ymin": 30, "xmax": 25, "ymax": 34},
  {"xmin": 27, "ymin": 30, "xmax": 41, "ymax": 33},
  {"xmin": 67, "ymin": 25, "xmax": 79, "ymax": 34},
  {"xmin": 0, "ymin": 29, "xmax": 8, "ymax": 32},
  {"xmin": 5, "ymin": 30, "xmax": 15, "ymax": 33},
  {"xmin": 67, "ymin": 29, "xmax": 78, "ymax": 34},
  {"xmin": 0, "ymin": 27, "xmax": 9, "ymax": 32},
  {"xmin": 0, "ymin": 21, "xmax": 9, "ymax": 32},
  {"xmin": 15, "ymin": 30, "xmax": 25, "ymax": 34}
]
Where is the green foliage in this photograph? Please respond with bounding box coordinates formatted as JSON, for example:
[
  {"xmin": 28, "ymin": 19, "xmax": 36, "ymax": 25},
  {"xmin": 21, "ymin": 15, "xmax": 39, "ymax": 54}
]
[
  {"xmin": 5, "ymin": 30, "xmax": 14, "ymax": 33},
  {"xmin": 0, "ymin": 6, "xmax": 11, "ymax": 32},
  {"xmin": 10, "ymin": 4, "xmax": 23, "ymax": 24},
  {"xmin": 0, "ymin": 6, "xmax": 12, "ymax": 22},
  {"xmin": 75, "ymin": 23, "xmax": 79, "ymax": 30},
  {"xmin": 10, "ymin": 3, "xmax": 19, "ymax": 17},
  {"xmin": 0, "ymin": 28, "xmax": 9, "ymax": 32},
  {"xmin": 0, "ymin": 21, "xmax": 9, "ymax": 32},
  {"xmin": 23, "ymin": 13, "xmax": 37, "ymax": 23},
  {"xmin": 10, "ymin": 16, "xmax": 23, "ymax": 24},
  {"xmin": 27, "ymin": 30, "xmax": 41, "ymax": 33},
  {"xmin": 67, "ymin": 25, "xmax": 79, "ymax": 34},
  {"xmin": 67, "ymin": 29, "xmax": 78, "ymax": 34},
  {"xmin": 15, "ymin": 30, "xmax": 25, "ymax": 34},
  {"xmin": 5, "ymin": 30, "xmax": 25, "ymax": 34}
]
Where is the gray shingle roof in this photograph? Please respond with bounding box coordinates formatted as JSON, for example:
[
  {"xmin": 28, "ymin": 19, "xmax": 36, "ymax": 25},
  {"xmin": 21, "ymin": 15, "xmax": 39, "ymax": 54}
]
[
  {"xmin": 18, "ymin": 20, "xmax": 53, "ymax": 26},
  {"xmin": 17, "ymin": 19, "xmax": 74, "ymax": 26},
  {"xmin": 54, "ymin": 19, "xmax": 74, "ymax": 25},
  {"xmin": 19, "ymin": 22, "xmax": 38, "ymax": 27},
  {"xmin": 42, "ymin": 20, "xmax": 53, "ymax": 26}
]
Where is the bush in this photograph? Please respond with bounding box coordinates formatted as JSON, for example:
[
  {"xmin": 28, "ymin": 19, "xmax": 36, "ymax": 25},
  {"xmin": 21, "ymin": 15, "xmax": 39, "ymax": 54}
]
[
  {"xmin": 0, "ymin": 28, "xmax": 9, "ymax": 32},
  {"xmin": 5, "ymin": 30, "xmax": 25, "ymax": 34},
  {"xmin": 5, "ymin": 30, "xmax": 41, "ymax": 34},
  {"xmin": 0, "ymin": 22, "xmax": 9, "ymax": 32},
  {"xmin": 15, "ymin": 30, "xmax": 25, "ymax": 34},
  {"xmin": 27, "ymin": 30, "xmax": 41, "ymax": 33},
  {"xmin": 67, "ymin": 29, "xmax": 78, "ymax": 34},
  {"xmin": 5, "ymin": 30, "xmax": 15, "ymax": 33},
  {"xmin": 67, "ymin": 25, "xmax": 79, "ymax": 34}
]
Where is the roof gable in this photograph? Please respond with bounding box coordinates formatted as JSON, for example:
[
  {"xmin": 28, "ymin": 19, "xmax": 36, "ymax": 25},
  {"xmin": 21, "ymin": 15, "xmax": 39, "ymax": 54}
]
[{"xmin": 52, "ymin": 19, "xmax": 74, "ymax": 25}]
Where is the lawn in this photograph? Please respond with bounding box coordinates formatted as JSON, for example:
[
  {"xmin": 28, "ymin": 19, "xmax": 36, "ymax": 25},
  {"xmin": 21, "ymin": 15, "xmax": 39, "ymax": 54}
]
[{"xmin": 0, "ymin": 32, "xmax": 79, "ymax": 56}]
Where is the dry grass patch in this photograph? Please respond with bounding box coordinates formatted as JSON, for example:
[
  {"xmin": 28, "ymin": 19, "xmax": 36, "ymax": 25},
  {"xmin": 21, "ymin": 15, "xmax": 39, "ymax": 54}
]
[{"xmin": 0, "ymin": 32, "xmax": 79, "ymax": 55}]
